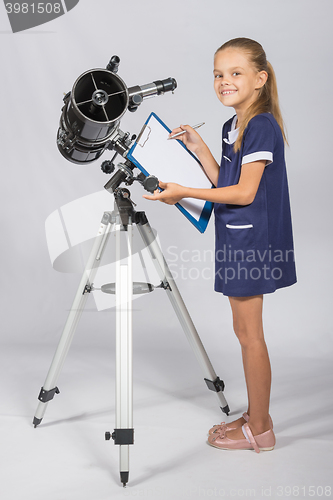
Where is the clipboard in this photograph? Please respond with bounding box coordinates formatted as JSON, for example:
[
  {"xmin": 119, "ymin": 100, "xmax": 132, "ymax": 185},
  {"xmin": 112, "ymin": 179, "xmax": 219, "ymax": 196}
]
[{"xmin": 127, "ymin": 113, "xmax": 214, "ymax": 233}]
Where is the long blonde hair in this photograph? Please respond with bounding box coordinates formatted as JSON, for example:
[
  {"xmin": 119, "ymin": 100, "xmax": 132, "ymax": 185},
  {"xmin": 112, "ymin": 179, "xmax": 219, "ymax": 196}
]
[{"xmin": 215, "ymin": 38, "xmax": 287, "ymax": 151}]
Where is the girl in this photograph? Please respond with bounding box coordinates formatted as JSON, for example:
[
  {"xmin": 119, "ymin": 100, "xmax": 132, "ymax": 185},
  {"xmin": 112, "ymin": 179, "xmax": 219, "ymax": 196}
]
[{"xmin": 143, "ymin": 38, "xmax": 296, "ymax": 452}]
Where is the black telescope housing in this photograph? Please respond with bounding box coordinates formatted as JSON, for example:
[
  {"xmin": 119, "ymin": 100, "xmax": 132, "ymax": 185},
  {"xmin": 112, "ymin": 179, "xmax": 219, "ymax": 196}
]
[{"xmin": 57, "ymin": 56, "xmax": 177, "ymax": 165}]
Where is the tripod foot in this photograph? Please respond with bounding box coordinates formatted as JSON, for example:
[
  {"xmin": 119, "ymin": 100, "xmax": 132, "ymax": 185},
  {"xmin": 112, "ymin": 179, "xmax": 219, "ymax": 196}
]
[
  {"xmin": 33, "ymin": 416, "xmax": 42, "ymax": 428},
  {"xmin": 120, "ymin": 472, "xmax": 129, "ymax": 487},
  {"xmin": 221, "ymin": 404, "xmax": 230, "ymax": 416}
]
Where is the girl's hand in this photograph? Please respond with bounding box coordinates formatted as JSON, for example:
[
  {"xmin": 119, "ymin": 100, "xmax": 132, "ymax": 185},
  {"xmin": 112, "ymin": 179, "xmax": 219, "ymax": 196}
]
[
  {"xmin": 169, "ymin": 124, "xmax": 205, "ymax": 154},
  {"xmin": 142, "ymin": 181, "xmax": 186, "ymax": 205}
]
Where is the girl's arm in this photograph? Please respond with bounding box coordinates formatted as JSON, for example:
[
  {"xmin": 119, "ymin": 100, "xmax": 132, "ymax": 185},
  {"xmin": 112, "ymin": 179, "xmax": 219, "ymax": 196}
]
[
  {"xmin": 170, "ymin": 125, "xmax": 220, "ymax": 186},
  {"xmin": 143, "ymin": 160, "xmax": 266, "ymax": 206}
]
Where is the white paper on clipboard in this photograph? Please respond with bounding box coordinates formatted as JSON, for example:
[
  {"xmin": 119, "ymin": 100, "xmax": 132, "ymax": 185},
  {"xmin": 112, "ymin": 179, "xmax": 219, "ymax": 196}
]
[{"xmin": 127, "ymin": 113, "xmax": 213, "ymax": 232}]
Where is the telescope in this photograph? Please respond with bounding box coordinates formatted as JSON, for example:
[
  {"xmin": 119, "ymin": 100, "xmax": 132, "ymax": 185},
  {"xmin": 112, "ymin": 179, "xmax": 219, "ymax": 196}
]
[
  {"xmin": 57, "ymin": 55, "xmax": 177, "ymax": 175},
  {"xmin": 33, "ymin": 55, "xmax": 229, "ymax": 488}
]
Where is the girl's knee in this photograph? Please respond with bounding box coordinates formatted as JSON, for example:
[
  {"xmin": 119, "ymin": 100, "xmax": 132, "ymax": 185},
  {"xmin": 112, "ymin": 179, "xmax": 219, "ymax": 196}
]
[{"xmin": 233, "ymin": 324, "xmax": 264, "ymax": 348}]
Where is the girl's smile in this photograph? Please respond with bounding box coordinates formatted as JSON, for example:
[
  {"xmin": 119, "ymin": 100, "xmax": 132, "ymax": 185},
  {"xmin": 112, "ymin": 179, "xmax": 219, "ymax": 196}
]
[{"xmin": 221, "ymin": 89, "xmax": 237, "ymax": 95}]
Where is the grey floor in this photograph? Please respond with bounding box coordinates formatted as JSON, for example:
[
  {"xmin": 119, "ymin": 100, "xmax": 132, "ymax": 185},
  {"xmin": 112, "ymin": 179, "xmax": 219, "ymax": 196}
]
[{"xmin": 1, "ymin": 332, "xmax": 332, "ymax": 500}]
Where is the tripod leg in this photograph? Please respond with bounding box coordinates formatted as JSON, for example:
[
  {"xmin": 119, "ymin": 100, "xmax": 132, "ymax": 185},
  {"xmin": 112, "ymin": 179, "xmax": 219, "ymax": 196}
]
[
  {"xmin": 33, "ymin": 212, "xmax": 115, "ymax": 427},
  {"xmin": 104, "ymin": 217, "xmax": 134, "ymax": 486},
  {"xmin": 136, "ymin": 215, "xmax": 229, "ymax": 414},
  {"xmin": 116, "ymin": 219, "xmax": 133, "ymax": 487}
]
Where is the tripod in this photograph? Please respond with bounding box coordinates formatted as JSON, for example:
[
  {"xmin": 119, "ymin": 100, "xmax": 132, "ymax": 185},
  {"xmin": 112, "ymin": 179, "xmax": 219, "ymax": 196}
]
[{"xmin": 33, "ymin": 187, "xmax": 229, "ymax": 487}]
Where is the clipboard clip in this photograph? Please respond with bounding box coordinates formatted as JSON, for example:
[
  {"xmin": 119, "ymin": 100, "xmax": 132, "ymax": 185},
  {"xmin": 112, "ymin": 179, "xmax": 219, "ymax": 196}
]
[{"xmin": 136, "ymin": 124, "xmax": 151, "ymax": 147}]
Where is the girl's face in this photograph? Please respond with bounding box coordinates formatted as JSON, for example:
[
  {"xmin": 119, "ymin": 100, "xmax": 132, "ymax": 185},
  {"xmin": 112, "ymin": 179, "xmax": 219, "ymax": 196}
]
[{"xmin": 213, "ymin": 48, "xmax": 267, "ymax": 118}]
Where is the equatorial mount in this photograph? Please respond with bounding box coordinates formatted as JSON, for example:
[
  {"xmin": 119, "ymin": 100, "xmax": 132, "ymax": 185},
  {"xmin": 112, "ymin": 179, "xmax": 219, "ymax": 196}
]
[{"xmin": 102, "ymin": 155, "xmax": 159, "ymax": 195}]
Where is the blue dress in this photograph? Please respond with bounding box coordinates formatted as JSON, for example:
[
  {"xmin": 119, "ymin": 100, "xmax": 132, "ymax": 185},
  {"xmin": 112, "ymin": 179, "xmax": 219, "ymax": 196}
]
[{"xmin": 214, "ymin": 113, "xmax": 297, "ymax": 297}]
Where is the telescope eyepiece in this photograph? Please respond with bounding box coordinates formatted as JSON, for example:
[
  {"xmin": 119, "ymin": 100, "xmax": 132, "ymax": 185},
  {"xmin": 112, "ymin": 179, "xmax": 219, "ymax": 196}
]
[
  {"xmin": 107, "ymin": 55, "xmax": 120, "ymax": 74},
  {"xmin": 153, "ymin": 78, "xmax": 177, "ymax": 94}
]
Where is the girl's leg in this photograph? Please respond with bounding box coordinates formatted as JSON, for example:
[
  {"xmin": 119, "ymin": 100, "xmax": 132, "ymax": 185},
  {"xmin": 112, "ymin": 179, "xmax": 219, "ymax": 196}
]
[{"xmin": 226, "ymin": 295, "xmax": 271, "ymax": 439}]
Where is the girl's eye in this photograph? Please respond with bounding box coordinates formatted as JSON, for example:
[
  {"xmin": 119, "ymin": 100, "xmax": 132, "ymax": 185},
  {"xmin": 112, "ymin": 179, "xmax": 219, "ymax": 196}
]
[
  {"xmin": 215, "ymin": 74, "xmax": 222, "ymax": 79},
  {"xmin": 233, "ymin": 72, "xmax": 240, "ymax": 76}
]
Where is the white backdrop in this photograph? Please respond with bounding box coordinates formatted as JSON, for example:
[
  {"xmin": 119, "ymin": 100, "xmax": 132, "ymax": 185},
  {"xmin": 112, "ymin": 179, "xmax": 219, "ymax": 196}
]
[{"xmin": 0, "ymin": 2, "xmax": 333, "ymax": 498}]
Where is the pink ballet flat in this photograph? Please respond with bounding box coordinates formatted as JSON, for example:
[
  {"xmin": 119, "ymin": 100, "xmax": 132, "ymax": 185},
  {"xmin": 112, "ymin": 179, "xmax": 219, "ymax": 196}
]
[
  {"xmin": 208, "ymin": 423, "xmax": 275, "ymax": 453},
  {"xmin": 208, "ymin": 412, "xmax": 273, "ymax": 435}
]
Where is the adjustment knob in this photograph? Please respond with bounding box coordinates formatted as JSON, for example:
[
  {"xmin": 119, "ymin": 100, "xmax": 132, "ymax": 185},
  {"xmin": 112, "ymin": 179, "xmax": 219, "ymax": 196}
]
[
  {"xmin": 143, "ymin": 175, "xmax": 159, "ymax": 193},
  {"xmin": 101, "ymin": 160, "xmax": 115, "ymax": 174},
  {"xmin": 132, "ymin": 94, "xmax": 143, "ymax": 106}
]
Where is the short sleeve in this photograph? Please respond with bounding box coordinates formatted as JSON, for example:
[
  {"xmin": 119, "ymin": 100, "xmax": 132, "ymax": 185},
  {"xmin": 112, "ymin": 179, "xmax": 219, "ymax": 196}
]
[{"xmin": 241, "ymin": 115, "xmax": 276, "ymax": 166}]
